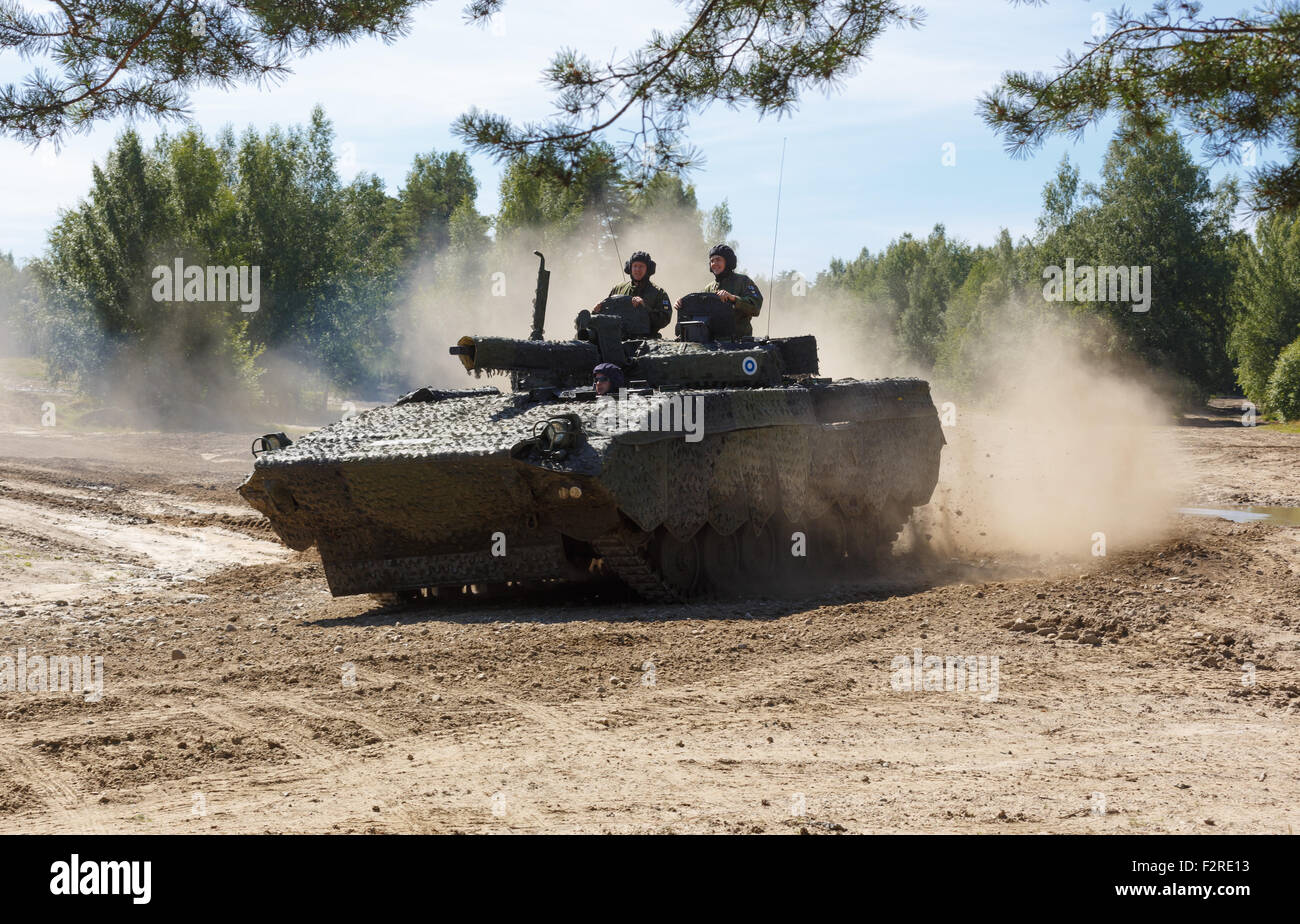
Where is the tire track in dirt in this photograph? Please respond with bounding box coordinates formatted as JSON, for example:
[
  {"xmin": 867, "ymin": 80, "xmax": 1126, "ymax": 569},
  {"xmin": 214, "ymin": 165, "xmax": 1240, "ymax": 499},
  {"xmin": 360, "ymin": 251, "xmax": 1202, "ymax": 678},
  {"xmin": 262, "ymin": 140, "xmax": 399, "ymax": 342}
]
[
  {"xmin": 0, "ymin": 744, "xmax": 111, "ymax": 834},
  {"xmin": 188, "ymin": 695, "xmax": 433, "ymax": 831},
  {"xmin": 353, "ymin": 661, "xmax": 677, "ymax": 829}
]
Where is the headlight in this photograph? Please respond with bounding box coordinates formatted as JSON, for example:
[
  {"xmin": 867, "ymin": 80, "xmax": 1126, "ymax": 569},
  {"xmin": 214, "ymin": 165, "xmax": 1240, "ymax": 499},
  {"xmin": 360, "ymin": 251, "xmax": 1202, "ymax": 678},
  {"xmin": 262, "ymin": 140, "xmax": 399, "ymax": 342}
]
[{"xmin": 534, "ymin": 415, "xmax": 582, "ymax": 457}]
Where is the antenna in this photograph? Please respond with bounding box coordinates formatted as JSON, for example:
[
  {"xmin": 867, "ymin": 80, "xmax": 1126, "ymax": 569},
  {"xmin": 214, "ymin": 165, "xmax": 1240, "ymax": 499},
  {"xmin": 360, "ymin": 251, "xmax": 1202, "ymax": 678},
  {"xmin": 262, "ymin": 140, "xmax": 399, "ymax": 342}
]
[
  {"xmin": 600, "ymin": 199, "xmax": 625, "ymax": 283},
  {"xmin": 766, "ymin": 137, "xmax": 787, "ymax": 339}
]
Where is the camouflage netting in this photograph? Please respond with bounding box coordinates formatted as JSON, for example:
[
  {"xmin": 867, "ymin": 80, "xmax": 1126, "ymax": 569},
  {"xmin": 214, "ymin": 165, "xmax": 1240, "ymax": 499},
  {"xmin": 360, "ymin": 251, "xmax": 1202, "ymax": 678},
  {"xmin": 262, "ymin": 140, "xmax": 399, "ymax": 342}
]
[
  {"xmin": 459, "ymin": 333, "xmax": 818, "ymax": 389},
  {"xmin": 601, "ymin": 415, "xmax": 943, "ymax": 539},
  {"xmin": 240, "ymin": 375, "xmax": 943, "ymax": 594}
]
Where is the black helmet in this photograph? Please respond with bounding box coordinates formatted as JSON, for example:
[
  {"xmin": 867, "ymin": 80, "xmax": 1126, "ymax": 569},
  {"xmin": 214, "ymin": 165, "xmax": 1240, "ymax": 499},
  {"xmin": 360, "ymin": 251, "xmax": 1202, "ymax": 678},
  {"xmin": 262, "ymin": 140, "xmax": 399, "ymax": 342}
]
[
  {"xmin": 624, "ymin": 250, "xmax": 656, "ymax": 277},
  {"xmin": 708, "ymin": 243, "xmax": 736, "ymax": 273}
]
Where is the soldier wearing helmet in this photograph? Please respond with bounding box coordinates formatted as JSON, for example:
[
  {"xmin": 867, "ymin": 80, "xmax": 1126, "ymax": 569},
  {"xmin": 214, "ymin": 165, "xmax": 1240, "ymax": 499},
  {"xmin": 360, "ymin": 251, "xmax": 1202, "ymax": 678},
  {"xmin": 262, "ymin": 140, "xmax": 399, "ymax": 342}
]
[
  {"xmin": 592, "ymin": 362, "xmax": 624, "ymax": 396},
  {"xmin": 593, "ymin": 250, "xmax": 672, "ymax": 333},
  {"xmin": 677, "ymin": 243, "xmax": 764, "ymax": 338}
]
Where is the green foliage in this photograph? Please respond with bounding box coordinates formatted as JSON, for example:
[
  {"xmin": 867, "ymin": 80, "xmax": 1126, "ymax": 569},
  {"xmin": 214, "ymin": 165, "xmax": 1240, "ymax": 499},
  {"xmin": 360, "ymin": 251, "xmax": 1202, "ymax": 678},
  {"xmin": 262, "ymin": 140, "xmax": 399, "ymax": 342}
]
[
  {"xmin": 27, "ymin": 127, "xmax": 264, "ymax": 420},
  {"xmin": 1265, "ymin": 336, "xmax": 1300, "ymax": 421},
  {"xmin": 1077, "ymin": 121, "xmax": 1239, "ymax": 393},
  {"xmin": 628, "ymin": 172, "xmax": 710, "ymax": 256},
  {"xmin": 819, "ymin": 121, "xmax": 1242, "ymax": 399},
  {"xmin": 0, "ymin": 1, "xmax": 423, "ymax": 144},
  {"xmin": 629, "ymin": 173, "xmax": 699, "ymax": 218},
  {"xmin": 0, "ymin": 251, "xmax": 34, "ymax": 354},
  {"xmin": 984, "ymin": 2, "xmax": 1300, "ymax": 213},
  {"xmin": 703, "ymin": 201, "xmax": 736, "ymax": 251},
  {"xmin": 24, "ymin": 108, "xmax": 431, "ymax": 417},
  {"xmin": 455, "ymin": 1, "xmax": 923, "ymax": 175},
  {"xmin": 1024, "ymin": 122, "xmax": 1240, "ymax": 396},
  {"xmin": 1036, "ymin": 155, "xmax": 1080, "ymax": 240},
  {"xmin": 234, "ymin": 106, "xmax": 345, "ymax": 352},
  {"xmin": 818, "ymin": 224, "xmax": 972, "ymax": 366},
  {"xmin": 495, "ymin": 143, "xmax": 627, "ymax": 241},
  {"xmin": 397, "ymin": 152, "xmax": 478, "ymax": 257},
  {"xmin": 933, "ymin": 229, "xmax": 1035, "ymax": 392},
  {"xmin": 1228, "ymin": 212, "xmax": 1300, "ymax": 413}
]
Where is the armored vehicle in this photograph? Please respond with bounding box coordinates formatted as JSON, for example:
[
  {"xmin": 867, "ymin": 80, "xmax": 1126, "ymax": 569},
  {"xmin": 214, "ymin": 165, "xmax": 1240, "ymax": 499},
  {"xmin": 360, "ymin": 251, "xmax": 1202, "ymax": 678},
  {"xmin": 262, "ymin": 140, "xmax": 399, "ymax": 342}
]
[{"xmin": 239, "ymin": 253, "xmax": 945, "ymax": 601}]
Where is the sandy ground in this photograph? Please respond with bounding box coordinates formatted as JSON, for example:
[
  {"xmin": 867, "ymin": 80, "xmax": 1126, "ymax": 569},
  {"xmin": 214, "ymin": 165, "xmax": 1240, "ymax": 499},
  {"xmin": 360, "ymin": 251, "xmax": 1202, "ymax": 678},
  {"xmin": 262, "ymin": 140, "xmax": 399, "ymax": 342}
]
[{"xmin": 0, "ymin": 398, "xmax": 1296, "ymax": 833}]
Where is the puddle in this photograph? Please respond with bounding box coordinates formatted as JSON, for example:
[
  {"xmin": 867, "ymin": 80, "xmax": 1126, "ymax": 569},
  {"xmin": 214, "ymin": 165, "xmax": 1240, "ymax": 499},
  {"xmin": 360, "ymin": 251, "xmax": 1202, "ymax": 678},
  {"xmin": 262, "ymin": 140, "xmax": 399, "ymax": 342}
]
[{"xmin": 1177, "ymin": 506, "xmax": 1300, "ymax": 526}]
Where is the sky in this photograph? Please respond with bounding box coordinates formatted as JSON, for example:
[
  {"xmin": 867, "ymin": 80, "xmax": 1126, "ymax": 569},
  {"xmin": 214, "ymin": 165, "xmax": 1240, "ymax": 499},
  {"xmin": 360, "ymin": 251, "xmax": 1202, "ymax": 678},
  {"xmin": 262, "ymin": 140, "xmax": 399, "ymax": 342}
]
[{"xmin": 0, "ymin": 0, "xmax": 1264, "ymax": 279}]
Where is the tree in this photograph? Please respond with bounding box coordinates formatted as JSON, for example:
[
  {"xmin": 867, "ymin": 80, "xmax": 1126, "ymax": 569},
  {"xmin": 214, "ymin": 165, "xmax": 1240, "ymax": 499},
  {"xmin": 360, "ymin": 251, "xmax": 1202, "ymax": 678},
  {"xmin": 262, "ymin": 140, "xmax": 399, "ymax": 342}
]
[
  {"xmin": 32, "ymin": 128, "xmax": 172, "ymax": 380},
  {"xmin": 814, "ymin": 224, "xmax": 971, "ymax": 367},
  {"xmin": 28, "ymin": 127, "xmax": 263, "ymax": 419},
  {"xmin": 931, "ymin": 226, "xmax": 1062, "ymax": 395},
  {"xmin": 703, "ymin": 200, "xmax": 736, "ymax": 250},
  {"xmin": 815, "ymin": 120, "xmax": 1241, "ymax": 396},
  {"xmin": 1071, "ymin": 121, "xmax": 1239, "ymax": 393},
  {"xmin": 315, "ymin": 172, "xmax": 406, "ymax": 395},
  {"xmin": 23, "ymin": 106, "xmax": 439, "ymax": 418},
  {"xmin": 4, "ymin": 1, "xmax": 923, "ymax": 180},
  {"xmin": 1265, "ymin": 335, "xmax": 1300, "ymax": 420},
  {"xmin": 1037, "ymin": 154, "xmax": 1080, "ymax": 240},
  {"xmin": 0, "ymin": 1, "xmax": 424, "ymax": 144},
  {"xmin": 232, "ymin": 106, "xmax": 341, "ymax": 351},
  {"xmin": 895, "ymin": 225, "xmax": 971, "ymax": 366},
  {"xmin": 982, "ymin": 1, "xmax": 1300, "ymax": 212},
  {"xmin": 396, "ymin": 151, "xmax": 478, "ymax": 258},
  {"xmin": 456, "ymin": 0, "xmax": 925, "ymax": 176},
  {"xmin": 0, "ymin": 251, "xmax": 34, "ymax": 354},
  {"xmin": 439, "ymin": 196, "xmax": 492, "ymax": 289},
  {"xmin": 629, "ymin": 172, "xmax": 699, "ymax": 219},
  {"xmin": 1228, "ymin": 212, "xmax": 1300, "ymax": 412},
  {"xmin": 161, "ymin": 126, "xmax": 242, "ymax": 265},
  {"xmin": 495, "ymin": 142, "xmax": 627, "ymax": 243}
]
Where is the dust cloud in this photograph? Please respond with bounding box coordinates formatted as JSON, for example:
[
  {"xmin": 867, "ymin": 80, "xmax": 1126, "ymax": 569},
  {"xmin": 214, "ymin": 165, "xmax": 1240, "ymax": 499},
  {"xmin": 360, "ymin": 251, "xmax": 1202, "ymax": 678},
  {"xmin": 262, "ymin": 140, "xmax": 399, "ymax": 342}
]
[
  {"xmin": 397, "ymin": 208, "xmax": 729, "ymax": 388},
  {"xmin": 401, "ymin": 213, "xmax": 1187, "ymax": 565},
  {"xmin": 782, "ymin": 289, "xmax": 1184, "ymax": 562},
  {"xmin": 927, "ymin": 332, "xmax": 1181, "ymax": 561}
]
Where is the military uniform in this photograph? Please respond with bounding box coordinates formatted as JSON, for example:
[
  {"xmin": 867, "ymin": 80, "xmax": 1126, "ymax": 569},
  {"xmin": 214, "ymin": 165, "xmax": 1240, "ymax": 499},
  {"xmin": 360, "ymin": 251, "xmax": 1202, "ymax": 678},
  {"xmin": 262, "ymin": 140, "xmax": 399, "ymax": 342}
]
[
  {"xmin": 609, "ymin": 279, "xmax": 672, "ymax": 333},
  {"xmin": 706, "ymin": 271, "xmax": 763, "ymax": 338}
]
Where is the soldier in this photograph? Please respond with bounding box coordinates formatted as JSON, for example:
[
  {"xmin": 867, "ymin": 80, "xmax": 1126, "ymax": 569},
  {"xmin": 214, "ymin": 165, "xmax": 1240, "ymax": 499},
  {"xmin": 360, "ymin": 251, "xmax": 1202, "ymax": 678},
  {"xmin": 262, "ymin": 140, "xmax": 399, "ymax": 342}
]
[
  {"xmin": 593, "ymin": 250, "xmax": 672, "ymax": 333},
  {"xmin": 676, "ymin": 243, "xmax": 763, "ymax": 337},
  {"xmin": 593, "ymin": 362, "xmax": 624, "ymax": 396}
]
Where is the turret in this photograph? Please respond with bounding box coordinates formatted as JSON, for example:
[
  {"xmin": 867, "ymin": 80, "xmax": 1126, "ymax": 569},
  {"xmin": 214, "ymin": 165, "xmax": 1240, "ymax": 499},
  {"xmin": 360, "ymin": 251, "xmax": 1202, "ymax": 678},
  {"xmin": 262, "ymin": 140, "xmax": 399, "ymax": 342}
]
[{"xmin": 449, "ymin": 252, "xmax": 821, "ymax": 391}]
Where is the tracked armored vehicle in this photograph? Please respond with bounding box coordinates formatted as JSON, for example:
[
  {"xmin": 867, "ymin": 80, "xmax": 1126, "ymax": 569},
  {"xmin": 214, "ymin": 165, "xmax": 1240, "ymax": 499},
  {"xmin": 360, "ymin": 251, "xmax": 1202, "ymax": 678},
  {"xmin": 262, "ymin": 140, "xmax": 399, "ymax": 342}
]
[{"xmin": 239, "ymin": 253, "xmax": 945, "ymax": 601}]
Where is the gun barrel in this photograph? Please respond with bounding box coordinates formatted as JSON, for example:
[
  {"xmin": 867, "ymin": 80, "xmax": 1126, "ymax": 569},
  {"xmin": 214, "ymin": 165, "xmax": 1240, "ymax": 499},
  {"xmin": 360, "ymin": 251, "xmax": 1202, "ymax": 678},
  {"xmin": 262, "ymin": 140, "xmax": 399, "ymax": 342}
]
[{"xmin": 453, "ymin": 335, "xmax": 598, "ymax": 376}]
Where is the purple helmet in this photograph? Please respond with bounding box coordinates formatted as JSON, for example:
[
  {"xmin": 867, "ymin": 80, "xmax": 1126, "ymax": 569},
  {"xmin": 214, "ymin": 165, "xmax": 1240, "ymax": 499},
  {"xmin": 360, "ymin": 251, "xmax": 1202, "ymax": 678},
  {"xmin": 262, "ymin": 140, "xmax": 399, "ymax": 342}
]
[{"xmin": 592, "ymin": 362, "xmax": 625, "ymax": 389}]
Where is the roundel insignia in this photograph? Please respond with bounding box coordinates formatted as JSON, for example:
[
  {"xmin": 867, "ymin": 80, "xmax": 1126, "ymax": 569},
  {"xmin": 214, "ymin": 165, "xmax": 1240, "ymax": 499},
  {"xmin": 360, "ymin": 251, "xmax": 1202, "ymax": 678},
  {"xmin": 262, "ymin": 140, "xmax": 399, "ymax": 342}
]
[{"xmin": 741, "ymin": 356, "xmax": 758, "ymax": 376}]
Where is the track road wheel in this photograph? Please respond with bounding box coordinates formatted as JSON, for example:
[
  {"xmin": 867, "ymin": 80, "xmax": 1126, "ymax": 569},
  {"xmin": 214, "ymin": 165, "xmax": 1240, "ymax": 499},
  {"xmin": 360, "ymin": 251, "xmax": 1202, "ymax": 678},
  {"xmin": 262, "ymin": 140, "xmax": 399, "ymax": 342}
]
[
  {"xmin": 650, "ymin": 529, "xmax": 702, "ymax": 598},
  {"xmin": 700, "ymin": 526, "xmax": 744, "ymax": 596},
  {"xmin": 736, "ymin": 518, "xmax": 779, "ymax": 592},
  {"xmin": 470, "ymin": 582, "xmax": 509, "ymax": 598},
  {"xmin": 771, "ymin": 515, "xmax": 813, "ymax": 585},
  {"xmin": 368, "ymin": 589, "xmax": 421, "ymax": 607},
  {"xmin": 810, "ymin": 511, "xmax": 849, "ymax": 577},
  {"xmin": 848, "ymin": 503, "xmax": 909, "ymax": 571}
]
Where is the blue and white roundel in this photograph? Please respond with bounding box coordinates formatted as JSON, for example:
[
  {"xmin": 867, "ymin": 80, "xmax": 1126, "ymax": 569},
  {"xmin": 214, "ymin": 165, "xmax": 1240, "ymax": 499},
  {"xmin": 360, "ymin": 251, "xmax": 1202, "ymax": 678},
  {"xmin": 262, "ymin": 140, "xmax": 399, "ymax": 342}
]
[{"xmin": 741, "ymin": 356, "xmax": 758, "ymax": 376}]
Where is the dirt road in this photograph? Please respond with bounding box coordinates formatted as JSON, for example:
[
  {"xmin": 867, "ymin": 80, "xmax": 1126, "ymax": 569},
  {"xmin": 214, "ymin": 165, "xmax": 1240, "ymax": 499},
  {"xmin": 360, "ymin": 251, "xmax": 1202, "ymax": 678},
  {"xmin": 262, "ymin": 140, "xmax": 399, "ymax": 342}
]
[{"xmin": 0, "ymin": 408, "xmax": 1296, "ymax": 834}]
